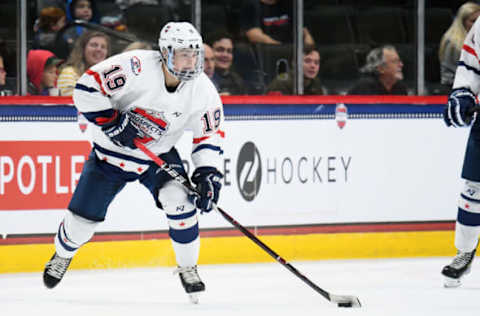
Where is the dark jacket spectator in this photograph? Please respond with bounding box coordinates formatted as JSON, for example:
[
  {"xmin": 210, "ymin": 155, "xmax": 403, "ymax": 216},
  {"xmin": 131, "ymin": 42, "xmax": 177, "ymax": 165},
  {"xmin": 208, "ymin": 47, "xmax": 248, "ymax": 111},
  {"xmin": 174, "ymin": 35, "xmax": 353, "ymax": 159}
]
[
  {"xmin": 208, "ymin": 31, "xmax": 246, "ymax": 95},
  {"xmin": 33, "ymin": 6, "xmax": 67, "ymax": 52},
  {"xmin": 54, "ymin": 0, "xmax": 101, "ymax": 59},
  {"xmin": 348, "ymin": 45, "xmax": 408, "ymax": 95},
  {"xmin": 348, "ymin": 75, "xmax": 408, "ymax": 95},
  {"xmin": 0, "ymin": 39, "xmax": 14, "ymax": 95},
  {"xmin": 0, "ymin": 55, "xmax": 12, "ymax": 96},
  {"xmin": 267, "ymin": 46, "xmax": 326, "ymax": 95}
]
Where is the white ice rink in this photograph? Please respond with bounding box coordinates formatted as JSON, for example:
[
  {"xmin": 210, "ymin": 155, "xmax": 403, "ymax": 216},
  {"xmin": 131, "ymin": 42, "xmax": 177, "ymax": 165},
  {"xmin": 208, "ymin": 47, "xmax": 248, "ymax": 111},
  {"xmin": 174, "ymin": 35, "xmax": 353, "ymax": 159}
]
[{"xmin": 1, "ymin": 257, "xmax": 480, "ymax": 316}]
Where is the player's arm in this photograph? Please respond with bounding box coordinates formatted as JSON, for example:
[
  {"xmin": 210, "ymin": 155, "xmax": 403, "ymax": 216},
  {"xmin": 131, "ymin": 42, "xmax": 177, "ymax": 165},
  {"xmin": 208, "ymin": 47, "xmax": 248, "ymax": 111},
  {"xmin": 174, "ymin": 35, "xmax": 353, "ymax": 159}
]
[
  {"xmin": 73, "ymin": 62, "xmax": 143, "ymax": 149},
  {"xmin": 188, "ymin": 88, "xmax": 225, "ymax": 213},
  {"xmin": 444, "ymin": 19, "xmax": 480, "ymax": 127}
]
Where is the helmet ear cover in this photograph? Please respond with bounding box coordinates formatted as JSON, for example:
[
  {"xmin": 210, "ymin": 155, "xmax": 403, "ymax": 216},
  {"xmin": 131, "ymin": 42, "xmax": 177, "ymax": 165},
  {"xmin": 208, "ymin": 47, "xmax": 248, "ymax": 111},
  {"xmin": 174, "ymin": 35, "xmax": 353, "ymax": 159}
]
[{"xmin": 158, "ymin": 22, "xmax": 204, "ymax": 81}]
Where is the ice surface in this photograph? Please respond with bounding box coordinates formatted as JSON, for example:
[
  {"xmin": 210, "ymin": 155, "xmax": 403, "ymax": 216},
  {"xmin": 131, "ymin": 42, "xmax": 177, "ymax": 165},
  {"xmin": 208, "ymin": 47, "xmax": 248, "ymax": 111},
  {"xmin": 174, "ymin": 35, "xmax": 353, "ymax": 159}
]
[{"xmin": 1, "ymin": 257, "xmax": 479, "ymax": 316}]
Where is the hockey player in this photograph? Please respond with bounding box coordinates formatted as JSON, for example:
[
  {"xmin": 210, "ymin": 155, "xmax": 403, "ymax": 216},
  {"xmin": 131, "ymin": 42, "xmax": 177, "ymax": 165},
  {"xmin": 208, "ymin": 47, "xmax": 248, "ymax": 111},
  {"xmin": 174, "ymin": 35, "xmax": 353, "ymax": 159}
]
[
  {"xmin": 442, "ymin": 17, "xmax": 480, "ymax": 288},
  {"xmin": 43, "ymin": 21, "xmax": 224, "ymax": 303}
]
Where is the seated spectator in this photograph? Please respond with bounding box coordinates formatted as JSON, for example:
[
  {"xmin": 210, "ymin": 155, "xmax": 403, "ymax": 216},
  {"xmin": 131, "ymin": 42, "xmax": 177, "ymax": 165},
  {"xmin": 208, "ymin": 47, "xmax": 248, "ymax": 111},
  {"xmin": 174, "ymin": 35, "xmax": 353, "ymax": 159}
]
[
  {"xmin": 267, "ymin": 45, "xmax": 327, "ymax": 95},
  {"xmin": 54, "ymin": 0, "xmax": 101, "ymax": 59},
  {"xmin": 33, "ymin": 6, "xmax": 67, "ymax": 52},
  {"xmin": 27, "ymin": 50, "xmax": 63, "ymax": 96},
  {"xmin": 123, "ymin": 41, "xmax": 152, "ymax": 52},
  {"xmin": 0, "ymin": 55, "xmax": 12, "ymax": 96},
  {"xmin": 57, "ymin": 31, "xmax": 110, "ymax": 96},
  {"xmin": 203, "ymin": 44, "xmax": 216, "ymax": 77},
  {"xmin": 439, "ymin": 2, "xmax": 480, "ymax": 87},
  {"xmin": 0, "ymin": 39, "xmax": 14, "ymax": 96},
  {"xmin": 240, "ymin": 0, "xmax": 314, "ymax": 46},
  {"xmin": 348, "ymin": 45, "xmax": 408, "ymax": 95},
  {"xmin": 208, "ymin": 31, "xmax": 246, "ymax": 95}
]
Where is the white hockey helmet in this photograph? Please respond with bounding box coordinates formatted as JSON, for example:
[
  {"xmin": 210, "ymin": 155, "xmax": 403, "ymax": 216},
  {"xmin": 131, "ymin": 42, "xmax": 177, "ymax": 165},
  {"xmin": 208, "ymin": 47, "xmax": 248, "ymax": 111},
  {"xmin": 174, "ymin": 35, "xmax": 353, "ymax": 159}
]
[{"xmin": 158, "ymin": 22, "xmax": 204, "ymax": 81}]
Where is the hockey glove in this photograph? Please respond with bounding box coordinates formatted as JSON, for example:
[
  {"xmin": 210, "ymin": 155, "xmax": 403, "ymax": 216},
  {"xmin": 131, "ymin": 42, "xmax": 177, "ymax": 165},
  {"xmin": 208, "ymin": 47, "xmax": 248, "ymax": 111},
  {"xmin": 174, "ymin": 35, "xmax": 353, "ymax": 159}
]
[
  {"xmin": 101, "ymin": 111, "xmax": 145, "ymax": 149},
  {"xmin": 190, "ymin": 167, "xmax": 223, "ymax": 213},
  {"xmin": 444, "ymin": 88, "xmax": 477, "ymax": 127}
]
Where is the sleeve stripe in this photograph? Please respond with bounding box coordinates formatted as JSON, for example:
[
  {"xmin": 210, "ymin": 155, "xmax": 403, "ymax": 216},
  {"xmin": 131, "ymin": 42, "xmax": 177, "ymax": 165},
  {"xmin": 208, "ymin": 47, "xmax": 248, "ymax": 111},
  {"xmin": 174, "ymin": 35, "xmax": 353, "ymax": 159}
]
[
  {"xmin": 192, "ymin": 144, "xmax": 223, "ymax": 154},
  {"xmin": 82, "ymin": 109, "xmax": 117, "ymax": 125},
  {"xmin": 192, "ymin": 129, "xmax": 225, "ymax": 144},
  {"xmin": 457, "ymin": 61, "xmax": 480, "ymax": 77},
  {"xmin": 86, "ymin": 69, "xmax": 108, "ymax": 96},
  {"xmin": 75, "ymin": 83, "xmax": 100, "ymax": 93},
  {"xmin": 463, "ymin": 44, "xmax": 480, "ymax": 63}
]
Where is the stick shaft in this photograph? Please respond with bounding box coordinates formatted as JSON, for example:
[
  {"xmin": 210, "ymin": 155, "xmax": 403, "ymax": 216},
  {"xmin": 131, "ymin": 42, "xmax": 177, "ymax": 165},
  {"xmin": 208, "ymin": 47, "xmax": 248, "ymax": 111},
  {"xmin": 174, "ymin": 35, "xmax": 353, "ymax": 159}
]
[{"xmin": 134, "ymin": 139, "xmax": 332, "ymax": 301}]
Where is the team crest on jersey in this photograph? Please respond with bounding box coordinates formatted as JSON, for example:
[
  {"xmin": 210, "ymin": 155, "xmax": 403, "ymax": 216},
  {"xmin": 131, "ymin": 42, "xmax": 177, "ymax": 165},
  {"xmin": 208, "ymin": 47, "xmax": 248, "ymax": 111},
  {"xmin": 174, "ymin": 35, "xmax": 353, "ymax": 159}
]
[
  {"xmin": 130, "ymin": 107, "xmax": 170, "ymax": 140},
  {"xmin": 130, "ymin": 56, "xmax": 142, "ymax": 75}
]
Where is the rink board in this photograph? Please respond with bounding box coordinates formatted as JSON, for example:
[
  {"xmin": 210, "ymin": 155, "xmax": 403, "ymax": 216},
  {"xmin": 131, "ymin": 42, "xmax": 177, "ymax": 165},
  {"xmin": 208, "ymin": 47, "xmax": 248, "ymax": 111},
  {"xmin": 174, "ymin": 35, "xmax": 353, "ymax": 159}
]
[
  {"xmin": 0, "ymin": 230, "xmax": 457, "ymax": 273},
  {"xmin": 0, "ymin": 95, "xmax": 468, "ymax": 273}
]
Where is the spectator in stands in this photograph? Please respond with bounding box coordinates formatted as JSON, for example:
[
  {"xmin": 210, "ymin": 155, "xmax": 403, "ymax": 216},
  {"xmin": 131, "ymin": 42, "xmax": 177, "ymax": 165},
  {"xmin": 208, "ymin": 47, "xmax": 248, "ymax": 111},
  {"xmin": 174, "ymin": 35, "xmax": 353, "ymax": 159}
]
[
  {"xmin": 33, "ymin": 6, "xmax": 67, "ymax": 52},
  {"xmin": 27, "ymin": 50, "xmax": 63, "ymax": 96},
  {"xmin": 54, "ymin": 0, "xmax": 101, "ymax": 59},
  {"xmin": 348, "ymin": 45, "xmax": 408, "ymax": 95},
  {"xmin": 57, "ymin": 31, "xmax": 110, "ymax": 96},
  {"xmin": 208, "ymin": 31, "xmax": 246, "ymax": 95},
  {"xmin": 267, "ymin": 45, "xmax": 327, "ymax": 95},
  {"xmin": 0, "ymin": 55, "xmax": 11, "ymax": 96},
  {"xmin": 439, "ymin": 2, "xmax": 480, "ymax": 88},
  {"xmin": 240, "ymin": 0, "xmax": 314, "ymax": 46},
  {"xmin": 123, "ymin": 41, "xmax": 152, "ymax": 52},
  {"xmin": 203, "ymin": 44, "xmax": 215, "ymax": 78},
  {"xmin": 0, "ymin": 39, "xmax": 14, "ymax": 96}
]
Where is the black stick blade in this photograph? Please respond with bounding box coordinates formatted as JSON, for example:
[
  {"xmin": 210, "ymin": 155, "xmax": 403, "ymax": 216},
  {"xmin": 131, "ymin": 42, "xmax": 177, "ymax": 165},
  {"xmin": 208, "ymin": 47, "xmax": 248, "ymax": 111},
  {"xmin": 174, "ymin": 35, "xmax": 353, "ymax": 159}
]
[{"xmin": 330, "ymin": 294, "xmax": 362, "ymax": 308}]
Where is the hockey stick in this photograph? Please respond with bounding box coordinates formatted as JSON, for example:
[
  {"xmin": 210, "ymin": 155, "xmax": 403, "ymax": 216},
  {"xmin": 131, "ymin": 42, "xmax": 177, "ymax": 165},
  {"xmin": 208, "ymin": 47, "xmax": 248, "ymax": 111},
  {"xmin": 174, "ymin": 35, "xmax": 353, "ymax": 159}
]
[{"xmin": 133, "ymin": 139, "xmax": 361, "ymax": 308}]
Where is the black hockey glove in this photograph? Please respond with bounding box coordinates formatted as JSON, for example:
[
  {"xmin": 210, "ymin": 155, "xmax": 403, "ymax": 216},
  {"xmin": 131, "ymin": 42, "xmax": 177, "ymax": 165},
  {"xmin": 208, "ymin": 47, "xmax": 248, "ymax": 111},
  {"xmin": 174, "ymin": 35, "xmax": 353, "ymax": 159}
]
[
  {"xmin": 101, "ymin": 111, "xmax": 145, "ymax": 149},
  {"xmin": 190, "ymin": 167, "xmax": 223, "ymax": 213},
  {"xmin": 444, "ymin": 88, "xmax": 477, "ymax": 127}
]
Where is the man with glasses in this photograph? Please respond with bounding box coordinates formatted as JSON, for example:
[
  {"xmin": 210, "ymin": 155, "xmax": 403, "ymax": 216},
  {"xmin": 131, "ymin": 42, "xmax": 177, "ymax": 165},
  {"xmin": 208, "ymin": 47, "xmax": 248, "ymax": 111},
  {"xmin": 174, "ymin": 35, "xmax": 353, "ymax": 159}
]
[
  {"xmin": 348, "ymin": 45, "xmax": 408, "ymax": 95},
  {"xmin": 207, "ymin": 31, "xmax": 246, "ymax": 95}
]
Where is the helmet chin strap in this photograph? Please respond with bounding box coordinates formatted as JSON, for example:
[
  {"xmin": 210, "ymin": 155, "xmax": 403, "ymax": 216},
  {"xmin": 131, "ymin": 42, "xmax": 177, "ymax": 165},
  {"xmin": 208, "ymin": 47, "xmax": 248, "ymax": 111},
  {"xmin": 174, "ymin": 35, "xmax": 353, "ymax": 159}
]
[{"xmin": 162, "ymin": 63, "xmax": 181, "ymax": 87}]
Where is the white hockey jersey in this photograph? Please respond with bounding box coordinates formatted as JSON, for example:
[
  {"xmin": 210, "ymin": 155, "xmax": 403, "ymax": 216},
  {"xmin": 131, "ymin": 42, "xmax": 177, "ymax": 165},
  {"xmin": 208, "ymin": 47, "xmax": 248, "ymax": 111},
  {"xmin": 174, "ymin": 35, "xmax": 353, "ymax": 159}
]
[
  {"xmin": 453, "ymin": 18, "xmax": 480, "ymax": 93},
  {"xmin": 73, "ymin": 49, "xmax": 224, "ymax": 174}
]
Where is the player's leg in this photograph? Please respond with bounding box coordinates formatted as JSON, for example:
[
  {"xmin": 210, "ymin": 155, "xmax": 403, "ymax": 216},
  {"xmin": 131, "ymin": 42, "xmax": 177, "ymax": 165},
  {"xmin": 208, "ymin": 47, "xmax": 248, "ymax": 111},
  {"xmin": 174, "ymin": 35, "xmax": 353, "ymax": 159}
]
[
  {"xmin": 442, "ymin": 133, "xmax": 480, "ymax": 287},
  {"xmin": 140, "ymin": 148, "xmax": 204, "ymax": 302},
  {"xmin": 44, "ymin": 153, "xmax": 126, "ymax": 289}
]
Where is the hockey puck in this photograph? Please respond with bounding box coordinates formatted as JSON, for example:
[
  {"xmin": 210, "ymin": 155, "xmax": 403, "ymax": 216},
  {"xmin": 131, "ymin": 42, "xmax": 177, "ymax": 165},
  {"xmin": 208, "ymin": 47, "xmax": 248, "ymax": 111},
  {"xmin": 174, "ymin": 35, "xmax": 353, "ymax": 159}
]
[{"xmin": 338, "ymin": 302, "xmax": 353, "ymax": 308}]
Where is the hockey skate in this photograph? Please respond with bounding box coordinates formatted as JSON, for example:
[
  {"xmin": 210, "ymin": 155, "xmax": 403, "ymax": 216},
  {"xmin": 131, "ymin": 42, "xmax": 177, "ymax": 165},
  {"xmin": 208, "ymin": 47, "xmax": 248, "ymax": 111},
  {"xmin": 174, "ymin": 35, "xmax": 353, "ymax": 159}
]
[
  {"xmin": 43, "ymin": 252, "xmax": 72, "ymax": 289},
  {"xmin": 442, "ymin": 248, "xmax": 476, "ymax": 288},
  {"xmin": 174, "ymin": 266, "xmax": 205, "ymax": 304}
]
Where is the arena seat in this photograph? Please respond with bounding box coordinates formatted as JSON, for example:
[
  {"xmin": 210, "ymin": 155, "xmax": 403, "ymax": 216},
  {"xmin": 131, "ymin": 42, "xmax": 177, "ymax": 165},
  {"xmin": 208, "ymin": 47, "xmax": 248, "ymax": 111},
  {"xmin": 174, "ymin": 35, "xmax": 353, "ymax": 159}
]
[
  {"xmin": 125, "ymin": 4, "xmax": 172, "ymax": 42},
  {"xmin": 304, "ymin": 5, "xmax": 356, "ymax": 45},
  {"xmin": 354, "ymin": 7, "xmax": 408, "ymax": 45}
]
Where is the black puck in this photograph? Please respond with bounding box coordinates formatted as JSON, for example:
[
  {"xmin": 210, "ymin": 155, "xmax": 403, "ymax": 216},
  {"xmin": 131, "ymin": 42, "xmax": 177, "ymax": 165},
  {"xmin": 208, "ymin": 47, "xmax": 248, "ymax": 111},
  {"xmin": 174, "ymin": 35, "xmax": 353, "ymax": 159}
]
[{"xmin": 338, "ymin": 302, "xmax": 353, "ymax": 308}]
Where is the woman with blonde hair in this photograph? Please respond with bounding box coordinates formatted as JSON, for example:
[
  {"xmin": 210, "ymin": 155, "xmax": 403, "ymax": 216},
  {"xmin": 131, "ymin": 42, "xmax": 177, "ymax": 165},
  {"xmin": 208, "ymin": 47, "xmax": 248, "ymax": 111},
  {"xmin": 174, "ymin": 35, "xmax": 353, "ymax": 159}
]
[
  {"xmin": 439, "ymin": 2, "xmax": 480, "ymax": 87},
  {"xmin": 57, "ymin": 30, "xmax": 110, "ymax": 96}
]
